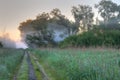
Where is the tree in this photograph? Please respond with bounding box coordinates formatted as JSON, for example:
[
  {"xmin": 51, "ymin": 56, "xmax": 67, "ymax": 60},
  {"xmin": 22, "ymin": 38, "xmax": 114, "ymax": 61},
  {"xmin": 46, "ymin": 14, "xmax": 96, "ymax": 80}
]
[
  {"xmin": 19, "ymin": 19, "xmax": 33, "ymax": 32},
  {"xmin": 18, "ymin": 19, "xmax": 34, "ymax": 40},
  {"xmin": 50, "ymin": 8, "xmax": 76, "ymax": 35},
  {"xmin": 26, "ymin": 31, "xmax": 55, "ymax": 48},
  {"xmin": 32, "ymin": 12, "xmax": 50, "ymax": 31},
  {"xmin": 71, "ymin": 5, "xmax": 94, "ymax": 31},
  {"xmin": 117, "ymin": 5, "xmax": 120, "ymax": 21},
  {"xmin": 0, "ymin": 41, "xmax": 3, "ymax": 48},
  {"xmin": 95, "ymin": 0, "xmax": 118, "ymax": 25},
  {"xmin": 19, "ymin": 12, "xmax": 55, "ymax": 48}
]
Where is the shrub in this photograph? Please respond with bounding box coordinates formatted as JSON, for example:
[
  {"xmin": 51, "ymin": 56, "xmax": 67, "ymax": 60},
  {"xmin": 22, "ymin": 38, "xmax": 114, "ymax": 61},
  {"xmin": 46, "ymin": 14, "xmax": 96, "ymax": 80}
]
[{"xmin": 59, "ymin": 29, "xmax": 120, "ymax": 48}]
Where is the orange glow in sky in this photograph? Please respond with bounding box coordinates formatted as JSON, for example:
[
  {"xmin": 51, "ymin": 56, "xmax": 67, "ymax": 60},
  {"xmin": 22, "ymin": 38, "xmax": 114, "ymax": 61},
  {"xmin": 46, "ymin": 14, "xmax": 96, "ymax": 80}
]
[
  {"xmin": 0, "ymin": 28, "xmax": 21, "ymax": 42},
  {"xmin": 9, "ymin": 30, "xmax": 21, "ymax": 41}
]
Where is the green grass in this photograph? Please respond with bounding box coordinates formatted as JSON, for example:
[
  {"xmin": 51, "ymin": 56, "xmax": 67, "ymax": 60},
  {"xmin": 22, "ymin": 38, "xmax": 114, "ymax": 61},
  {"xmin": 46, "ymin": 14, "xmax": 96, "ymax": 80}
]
[
  {"xmin": 0, "ymin": 48, "xmax": 24, "ymax": 80},
  {"xmin": 30, "ymin": 54, "xmax": 42, "ymax": 80},
  {"xmin": 32, "ymin": 48, "xmax": 120, "ymax": 80},
  {"xmin": 1, "ymin": 48, "xmax": 120, "ymax": 80},
  {"xmin": 17, "ymin": 53, "xmax": 28, "ymax": 80}
]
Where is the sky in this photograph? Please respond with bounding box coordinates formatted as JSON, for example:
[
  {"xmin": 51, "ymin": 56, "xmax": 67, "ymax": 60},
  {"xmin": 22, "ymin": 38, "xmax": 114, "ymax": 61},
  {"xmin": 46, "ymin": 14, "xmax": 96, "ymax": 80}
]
[{"xmin": 0, "ymin": 0, "xmax": 120, "ymax": 42}]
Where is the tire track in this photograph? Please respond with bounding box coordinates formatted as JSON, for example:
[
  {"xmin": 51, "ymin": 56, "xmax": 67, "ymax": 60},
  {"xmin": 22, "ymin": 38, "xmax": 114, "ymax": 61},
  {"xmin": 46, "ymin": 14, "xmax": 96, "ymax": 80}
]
[
  {"xmin": 26, "ymin": 51, "xmax": 37, "ymax": 80},
  {"xmin": 31, "ymin": 54, "xmax": 49, "ymax": 80}
]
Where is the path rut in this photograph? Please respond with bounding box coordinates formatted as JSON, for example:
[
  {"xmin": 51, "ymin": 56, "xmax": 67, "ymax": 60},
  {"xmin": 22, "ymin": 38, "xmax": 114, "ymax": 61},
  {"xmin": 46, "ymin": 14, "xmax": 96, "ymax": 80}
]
[
  {"xmin": 32, "ymin": 54, "xmax": 49, "ymax": 80},
  {"xmin": 26, "ymin": 51, "xmax": 37, "ymax": 80}
]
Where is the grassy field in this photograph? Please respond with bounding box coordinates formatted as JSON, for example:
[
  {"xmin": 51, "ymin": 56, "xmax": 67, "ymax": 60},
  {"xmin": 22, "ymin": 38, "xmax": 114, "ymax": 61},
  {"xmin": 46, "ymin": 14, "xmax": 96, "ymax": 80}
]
[
  {"xmin": 32, "ymin": 48, "xmax": 120, "ymax": 80},
  {"xmin": 0, "ymin": 48, "xmax": 24, "ymax": 80},
  {"xmin": 1, "ymin": 48, "xmax": 120, "ymax": 80}
]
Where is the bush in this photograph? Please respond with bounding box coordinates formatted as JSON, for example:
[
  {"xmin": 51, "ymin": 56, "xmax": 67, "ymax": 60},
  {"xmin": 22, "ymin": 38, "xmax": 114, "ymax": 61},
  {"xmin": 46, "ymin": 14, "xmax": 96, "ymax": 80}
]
[{"xmin": 59, "ymin": 29, "xmax": 120, "ymax": 48}]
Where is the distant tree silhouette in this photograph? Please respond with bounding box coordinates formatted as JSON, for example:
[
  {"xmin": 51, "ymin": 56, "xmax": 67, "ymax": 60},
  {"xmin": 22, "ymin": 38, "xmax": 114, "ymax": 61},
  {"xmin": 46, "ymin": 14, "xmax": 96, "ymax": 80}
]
[
  {"xmin": 95, "ymin": 0, "xmax": 119, "ymax": 25},
  {"xmin": 71, "ymin": 5, "xmax": 94, "ymax": 32},
  {"xmin": 0, "ymin": 41, "xmax": 3, "ymax": 48},
  {"xmin": 50, "ymin": 8, "xmax": 76, "ymax": 35}
]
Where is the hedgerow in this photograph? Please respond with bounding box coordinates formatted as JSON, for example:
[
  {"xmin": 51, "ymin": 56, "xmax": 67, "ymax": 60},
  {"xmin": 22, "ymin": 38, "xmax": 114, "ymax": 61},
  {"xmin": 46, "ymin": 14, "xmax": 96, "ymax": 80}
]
[{"xmin": 59, "ymin": 29, "xmax": 120, "ymax": 48}]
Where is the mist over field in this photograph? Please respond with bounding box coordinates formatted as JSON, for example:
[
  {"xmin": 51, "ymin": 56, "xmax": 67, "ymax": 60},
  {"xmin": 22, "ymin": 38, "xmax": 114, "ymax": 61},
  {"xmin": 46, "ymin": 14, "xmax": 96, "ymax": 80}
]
[{"xmin": 0, "ymin": 33, "xmax": 16, "ymax": 48}]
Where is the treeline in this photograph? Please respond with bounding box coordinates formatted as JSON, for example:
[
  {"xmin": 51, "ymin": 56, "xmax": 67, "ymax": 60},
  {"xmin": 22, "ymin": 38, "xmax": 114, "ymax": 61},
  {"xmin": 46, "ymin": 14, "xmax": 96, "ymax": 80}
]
[
  {"xmin": 19, "ymin": 9, "xmax": 75, "ymax": 48},
  {"xmin": 19, "ymin": 0, "xmax": 120, "ymax": 48},
  {"xmin": 59, "ymin": 28, "xmax": 120, "ymax": 48}
]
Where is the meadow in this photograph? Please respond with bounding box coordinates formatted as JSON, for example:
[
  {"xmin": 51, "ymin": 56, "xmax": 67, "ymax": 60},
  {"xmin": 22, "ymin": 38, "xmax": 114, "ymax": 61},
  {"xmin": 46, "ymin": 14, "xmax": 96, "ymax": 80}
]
[
  {"xmin": 1, "ymin": 48, "xmax": 120, "ymax": 80},
  {"xmin": 0, "ymin": 49, "xmax": 24, "ymax": 80},
  {"xmin": 32, "ymin": 48, "xmax": 120, "ymax": 80}
]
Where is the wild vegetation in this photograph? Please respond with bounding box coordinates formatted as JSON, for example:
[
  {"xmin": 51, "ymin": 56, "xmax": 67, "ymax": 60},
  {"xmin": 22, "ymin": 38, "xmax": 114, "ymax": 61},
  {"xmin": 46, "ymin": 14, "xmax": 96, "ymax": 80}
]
[
  {"xmin": 17, "ymin": 53, "xmax": 28, "ymax": 80},
  {"xmin": 31, "ymin": 48, "xmax": 120, "ymax": 80},
  {"xmin": 1, "ymin": 48, "xmax": 120, "ymax": 80},
  {"xmin": 59, "ymin": 28, "xmax": 120, "ymax": 48},
  {"xmin": 18, "ymin": 0, "xmax": 120, "ymax": 48},
  {"xmin": 0, "ymin": 49, "xmax": 24, "ymax": 80},
  {"xmin": 1, "ymin": 0, "xmax": 120, "ymax": 80}
]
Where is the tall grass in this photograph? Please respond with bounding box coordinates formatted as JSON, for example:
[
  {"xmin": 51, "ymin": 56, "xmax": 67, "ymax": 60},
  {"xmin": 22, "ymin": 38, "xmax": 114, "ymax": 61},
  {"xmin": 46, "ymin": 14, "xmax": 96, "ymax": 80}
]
[
  {"xmin": 17, "ymin": 53, "xmax": 28, "ymax": 80},
  {"xmin": 32, "ymin": 48, "xmax": 120, "ymax": 80},
  {"xmin": 0, "ymin": 48, "xmax": 24, "ymax": 80}
]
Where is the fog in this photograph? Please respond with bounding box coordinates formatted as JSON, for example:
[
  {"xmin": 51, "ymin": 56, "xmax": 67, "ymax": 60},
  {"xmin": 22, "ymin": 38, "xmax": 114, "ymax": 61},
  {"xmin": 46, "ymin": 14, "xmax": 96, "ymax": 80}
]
[
  {"xmin": 19, "ymin": 22, "xmax": 68, "ymax": 45},
  {"xmin": 15, "ymin": 41, "xmax": 28, "ymax": 49},
  {"xmin": 0, "ymin": 33, "xmax": 16, "ymax": 48}
]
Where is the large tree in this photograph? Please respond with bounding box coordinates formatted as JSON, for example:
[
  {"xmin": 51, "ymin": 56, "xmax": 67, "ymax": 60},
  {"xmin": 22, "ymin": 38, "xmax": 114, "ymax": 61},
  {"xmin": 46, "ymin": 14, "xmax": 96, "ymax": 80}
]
[
  {"xmin": 50, "ymin": 8, "xmax": 76, "ymax": 35},
  {"xmin": 71, "ymin": 5, "xmax": 94, "ymax": 31},
  {"xmin": 95, "ymin": 0, "xmax": 118, "ymax": 25},
  {"xmin": 117, "ymin": 5, "xmax": 120, "ymax": 21},
  {"xmin": 32, "ymin": 12, "xmax": 49, "ymax": 31},
  {"xmin": 19, "ymin": 8, "xmax": 93, "ymax": 48},
  {"xmin": 19, "ymin": 12, "xmax": 55, "ymax": 48}
]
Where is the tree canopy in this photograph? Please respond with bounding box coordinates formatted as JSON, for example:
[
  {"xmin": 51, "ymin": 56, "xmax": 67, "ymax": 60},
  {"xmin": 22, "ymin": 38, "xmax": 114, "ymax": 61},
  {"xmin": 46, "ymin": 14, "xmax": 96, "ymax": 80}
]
[
  {"xmin": 95, "ymin": 0, "xmax": 120, "ymax": 25},
  {"xmin": 18, "ymin": 0, "xmax": 120, "ymax": 48},
  {"xmin": 71, "ymin": 5, "xmax": 94, "ymax": 31}
]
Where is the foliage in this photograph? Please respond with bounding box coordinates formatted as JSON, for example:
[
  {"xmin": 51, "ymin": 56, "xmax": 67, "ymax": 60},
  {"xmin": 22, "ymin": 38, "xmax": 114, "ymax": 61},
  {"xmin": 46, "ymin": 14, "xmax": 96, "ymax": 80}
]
[
  {"xmin": 19, "ymin": 19, "xmax": 33, "ymax": 33},
  {"xmin": 19, "ymin": 12, "xmax": 55, "ymax": 48},
  {"xmin": 18, "ymin": 0, "xmax": 120, "ymax": 48},
  {"xmin": 95, "ymin": 0, "xmax": 120, "ymax": 25},
  {"xmin": 17, "ymin": 54, "xmax": 28, "ymax": 80},
  {"xmin": 50, "ymin": 8, "xmax": 76, "ymax": 35},
  {"xmin": 26, "ymin": 33, "xmax": 55, "ymax": 48},
  {"xmin": 94, "ymin": 24, "xmax": 120, "ymax": 30},
  {"xmin": 71, "ymin": 5, "xmax": 94, "ymax": 31},
  {"xmin": 32, "ymin": 12, "xmax": 50, "ymax": 31},
  {"xmin": 0, "ymin": 49, "xmax": 24, "ymax": 80},
  {"xmin": 19, "ymin": 9, "xmax": 76, "ymax": 48},
  {"xmin": 59, "ymin": 28, "xmax": 120, "ymax": 48},
  {"xmin": 32, "ymin": 49, "xmax": 120, "ymax": 80}
]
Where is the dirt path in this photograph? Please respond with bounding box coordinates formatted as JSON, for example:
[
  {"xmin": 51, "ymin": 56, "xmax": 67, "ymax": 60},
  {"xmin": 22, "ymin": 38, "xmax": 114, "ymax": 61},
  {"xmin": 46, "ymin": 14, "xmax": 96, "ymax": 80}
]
[
  {"xmin": 13, "ymin": 51, "xmax": 49, "ymax": 80},
  {"xmin": 26, "ymin": 51, "xmax": 37, "ymax": 80},
  {"xmin": 32, "ymin": 54, "xmax": 49, "ymax": 80},
  {"xmin": 13, "ymin": 74, "xmax": 17, "ymax": 80}
]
